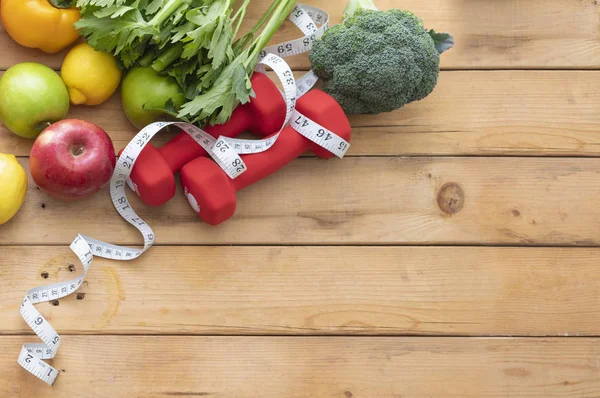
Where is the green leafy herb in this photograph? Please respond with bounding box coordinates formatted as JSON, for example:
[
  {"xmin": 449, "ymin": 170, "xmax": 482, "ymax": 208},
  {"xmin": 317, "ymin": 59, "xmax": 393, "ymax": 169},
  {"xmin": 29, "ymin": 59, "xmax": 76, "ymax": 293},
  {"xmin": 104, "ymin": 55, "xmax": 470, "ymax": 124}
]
[
  {"xmin": 75, "ymin": 0, "xmax": 296, "ymax": 125},
  {"xmin": 177, "ymin": 0, "xmax": 297, "ymax": 124}
]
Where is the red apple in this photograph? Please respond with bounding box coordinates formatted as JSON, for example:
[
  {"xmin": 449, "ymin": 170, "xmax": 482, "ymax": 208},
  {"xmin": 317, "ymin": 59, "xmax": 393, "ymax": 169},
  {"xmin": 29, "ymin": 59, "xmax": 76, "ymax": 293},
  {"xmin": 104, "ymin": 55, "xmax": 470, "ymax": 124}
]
[{"xmin": 30, "ymin": 119, "xmax": 116, "ymax": 201}]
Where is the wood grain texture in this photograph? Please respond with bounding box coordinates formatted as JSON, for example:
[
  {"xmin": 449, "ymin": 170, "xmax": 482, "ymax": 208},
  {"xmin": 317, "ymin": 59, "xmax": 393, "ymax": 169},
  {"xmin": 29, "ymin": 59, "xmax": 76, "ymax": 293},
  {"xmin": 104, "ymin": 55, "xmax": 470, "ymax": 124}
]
[
  {"xmin": 0, "ymin": 25, "xmax": 73, "ymax": 71},
  {"xmin": 4, "ymin": 71, "xmax": 600, "ymax": 157},
  {"xmin": 2, "ymin": 0, "xmax": 600, "ymax": 395},
  {"xmin": 2, "ymin": 246, "xmax": 600, "ymax": 336},
  {"xmin": 1, "ymin": 0, "xmax": 599, "ymax": 70},
  {"xmin": 1, "ymin": 157, "xmax": 599, "ymax": 246},
  {"xmin": 2, "ymin": 336, "xmax": 600, "ymax": 397}
]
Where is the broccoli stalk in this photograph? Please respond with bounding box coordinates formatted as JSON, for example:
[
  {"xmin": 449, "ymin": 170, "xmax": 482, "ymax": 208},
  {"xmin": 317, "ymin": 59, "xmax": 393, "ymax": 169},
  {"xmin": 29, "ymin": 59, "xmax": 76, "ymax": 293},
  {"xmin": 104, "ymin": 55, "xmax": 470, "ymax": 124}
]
[
  {"xmin": 343, "ymin": 0, "xmax": 378, "ymax": 20},
  {"xmin": 308, "ymin": 0, "xmax": 454, "ymax": 115}
]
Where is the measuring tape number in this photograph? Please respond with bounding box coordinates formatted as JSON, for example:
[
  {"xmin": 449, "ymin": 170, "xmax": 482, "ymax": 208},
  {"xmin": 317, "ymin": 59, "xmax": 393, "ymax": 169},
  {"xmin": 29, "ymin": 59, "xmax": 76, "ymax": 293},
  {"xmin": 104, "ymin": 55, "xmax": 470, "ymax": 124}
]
[
  {"xmin": 215, "ymin": 4, "xmax": 349, "ymax": 174},
  {"xmin": 260, "ymin": 5, "xmax": 329, "ymax": 59}
]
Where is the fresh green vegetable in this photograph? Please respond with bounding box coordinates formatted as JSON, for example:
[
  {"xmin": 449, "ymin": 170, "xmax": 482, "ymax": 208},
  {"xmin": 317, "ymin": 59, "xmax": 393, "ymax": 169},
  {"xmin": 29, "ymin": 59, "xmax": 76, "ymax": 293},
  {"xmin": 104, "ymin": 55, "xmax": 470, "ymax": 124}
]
[
  {"xmin": 74, "ymin": 0, "xmax": 296, "ymax": 126},
  {"xmin": 74, "ymin": 0, "xmax": 238, "ymax": 70},
  {"xmin": 177, "ymin": 0, "xmax": 296, "ymax": 124},
  {"xmin": 308, "ymin": 0, "xmax": 454, "ymax": 115}
]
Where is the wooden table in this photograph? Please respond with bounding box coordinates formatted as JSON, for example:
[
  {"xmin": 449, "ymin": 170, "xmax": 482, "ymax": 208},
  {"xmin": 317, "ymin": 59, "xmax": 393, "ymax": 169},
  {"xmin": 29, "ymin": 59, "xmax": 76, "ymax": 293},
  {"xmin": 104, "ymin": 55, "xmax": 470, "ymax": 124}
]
[{"xmin": 1, "ymin": 1, "xmax": 600, "ymax": 396}]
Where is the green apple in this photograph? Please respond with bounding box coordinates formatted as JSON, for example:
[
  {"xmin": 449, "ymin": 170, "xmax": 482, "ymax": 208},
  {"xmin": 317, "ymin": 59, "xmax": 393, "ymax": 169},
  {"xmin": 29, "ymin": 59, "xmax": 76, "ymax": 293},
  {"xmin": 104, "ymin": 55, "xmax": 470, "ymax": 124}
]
[
  {"xmin": 0, "ymin": 62, "xmax": 70, "ymax": 139},
  {"xmin": 121, "ymin": 66, "xmax": 186, "ymax": 130}
]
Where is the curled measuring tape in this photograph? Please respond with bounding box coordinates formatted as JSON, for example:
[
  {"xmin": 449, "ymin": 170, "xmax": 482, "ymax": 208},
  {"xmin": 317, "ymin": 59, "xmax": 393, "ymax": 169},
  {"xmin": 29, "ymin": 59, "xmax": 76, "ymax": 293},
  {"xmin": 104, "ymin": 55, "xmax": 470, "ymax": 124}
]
[
  {"xmin": 17, "ymin": 4, "xmax": 348, "ymax": 386},
  {"xmin": 125, "ymin": 4, "xmax": 328, "ymax": 184},
  {"xmin": 213, "ymin": 4, "xmax": 331, "ymax": 178},
  {"xmin": 211, "ymin": 53, "xmax": 298, "ymax": 179}
]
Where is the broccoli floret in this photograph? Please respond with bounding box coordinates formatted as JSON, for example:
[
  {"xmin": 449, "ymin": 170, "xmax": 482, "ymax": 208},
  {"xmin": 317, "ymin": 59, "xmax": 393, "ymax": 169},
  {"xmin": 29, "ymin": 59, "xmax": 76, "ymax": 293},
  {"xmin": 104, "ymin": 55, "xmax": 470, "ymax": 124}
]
[{"xmin": 309, "ymin": 0, "xmax": 453, "ymax": 115}]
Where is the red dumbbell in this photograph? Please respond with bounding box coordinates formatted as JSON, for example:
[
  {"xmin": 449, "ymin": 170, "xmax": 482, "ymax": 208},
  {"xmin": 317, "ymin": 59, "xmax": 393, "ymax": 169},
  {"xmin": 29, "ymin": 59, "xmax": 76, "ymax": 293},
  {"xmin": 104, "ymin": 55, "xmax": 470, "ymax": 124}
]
[
  {"xmin": 123, "ymin": 72, "xmax": 286, "ymax": 206},
  {"xmin": 180, "ymin": 89, "xmax": 351, "ymax": 226}
]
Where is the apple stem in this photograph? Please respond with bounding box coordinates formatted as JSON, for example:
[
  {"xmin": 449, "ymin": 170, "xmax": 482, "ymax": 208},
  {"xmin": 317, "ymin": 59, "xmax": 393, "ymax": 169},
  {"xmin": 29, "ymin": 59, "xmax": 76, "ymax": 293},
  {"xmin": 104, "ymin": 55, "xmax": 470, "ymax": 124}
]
[
  {"xmin": 71, "ymin": 144, "xmax": 85, "ymax": 157},
  {"xmin": 34, "ymin": 121, "xmax": 53, "ymax": 134}
]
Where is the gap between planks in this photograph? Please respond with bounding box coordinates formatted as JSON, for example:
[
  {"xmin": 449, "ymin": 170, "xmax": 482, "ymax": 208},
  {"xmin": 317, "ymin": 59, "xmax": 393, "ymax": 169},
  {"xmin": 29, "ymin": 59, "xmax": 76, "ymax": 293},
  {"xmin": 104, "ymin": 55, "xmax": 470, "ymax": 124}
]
[
  {"xmin": 4, "ymin": 333, "xmax": 600, "ymax": 338},
  {"xmin": 4, "ymin": 243, "xmax": 600, "ymax": 248}
]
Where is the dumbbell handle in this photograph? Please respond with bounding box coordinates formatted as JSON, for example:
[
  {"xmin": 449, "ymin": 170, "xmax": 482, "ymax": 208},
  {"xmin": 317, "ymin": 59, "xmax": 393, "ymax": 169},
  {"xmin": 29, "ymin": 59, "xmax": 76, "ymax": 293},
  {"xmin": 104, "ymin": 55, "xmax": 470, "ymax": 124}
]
[
  {"xmin": 231, "ymin": 125, "xmax": 313, "ymax": 191},
  {"xmin": 159, "ymin": 104, "xmax": 255, "ymax": 174},
  {"xmin": 181, "ymin": 125, "xmax": 319, "ymax": 225},
  {"xmin": 180, "ymin": 89, "xmax": 351, "ymax": 226}
]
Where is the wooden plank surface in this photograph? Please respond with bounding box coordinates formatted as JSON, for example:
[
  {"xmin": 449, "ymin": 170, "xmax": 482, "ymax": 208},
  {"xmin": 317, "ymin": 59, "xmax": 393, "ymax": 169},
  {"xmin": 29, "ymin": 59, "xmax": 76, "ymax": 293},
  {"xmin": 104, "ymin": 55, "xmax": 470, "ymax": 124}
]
[
  {"xmin": 2, "ymin": 246, "xmax": 600, "ymax": 336},
  {"xmin": 1, "ymin": 0, "xmax": 599, "ymax": 70},
  {"xmin": 1, "ymin": 157, "xmax": 598, "ymax": 246},
  {"xmin": 4, "ymin": 71, "xmax": 600, "ymax": 158},
  {"xmin": 2, "ymin": 336, "xmax": 600, "ymax": 397},
  {"xmin": 2, "ymin": 0, "xmax": 600, "ymax": 396}
]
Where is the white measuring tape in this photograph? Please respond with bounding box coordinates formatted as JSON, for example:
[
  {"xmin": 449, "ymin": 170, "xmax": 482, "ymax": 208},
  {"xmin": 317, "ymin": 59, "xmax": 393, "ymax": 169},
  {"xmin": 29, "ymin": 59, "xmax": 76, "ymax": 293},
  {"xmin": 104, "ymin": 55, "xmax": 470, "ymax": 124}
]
[
  {"xmin": 210, "ymin": 53, "xmax": 297, "ymax": 178},
  {"xmin": 17, "ymin": 4, "xmax": 349, "ymax": 386},
  {"xmin": 260, "ymin": 5, "xmax": 329, "ymax": 58},
  {"xmin": 207, "ymin": 52, "xmax": 298, "ymax": 178},
  {"xmin": 290, "ymin": 111, "xmax": 350, "ymax": 158},
  {"xmin": 213, "ymin": 4, "xmax": 337, "ymax": 177}
]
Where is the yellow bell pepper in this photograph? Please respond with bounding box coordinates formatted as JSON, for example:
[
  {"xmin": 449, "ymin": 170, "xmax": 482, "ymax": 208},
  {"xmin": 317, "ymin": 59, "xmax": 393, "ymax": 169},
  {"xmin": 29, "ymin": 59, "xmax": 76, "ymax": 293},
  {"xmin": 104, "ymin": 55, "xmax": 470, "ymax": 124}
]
[{"xmin": 1, "ymin": 0, "xmax": 80, "ymax": 53}]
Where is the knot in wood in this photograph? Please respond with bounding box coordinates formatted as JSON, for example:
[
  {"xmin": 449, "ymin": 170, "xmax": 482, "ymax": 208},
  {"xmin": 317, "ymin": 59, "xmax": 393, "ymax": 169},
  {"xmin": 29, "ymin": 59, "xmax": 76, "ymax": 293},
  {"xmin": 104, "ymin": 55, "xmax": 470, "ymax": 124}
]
[{"xmin": 437, "ymin": 182, "xmax": 464, "ymax": 214}]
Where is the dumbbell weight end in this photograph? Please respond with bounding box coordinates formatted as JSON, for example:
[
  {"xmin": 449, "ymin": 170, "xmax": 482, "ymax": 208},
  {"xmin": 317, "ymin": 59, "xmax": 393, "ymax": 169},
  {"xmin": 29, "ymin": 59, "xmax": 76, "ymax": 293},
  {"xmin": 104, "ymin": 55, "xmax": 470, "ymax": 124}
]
[
  {"xmin": 181, "ymin": 89, "xmax": 352, "ymax": 226},
  {"xmin": 123, "ymin": 72, "xmax": 286, "ymax": 207}
]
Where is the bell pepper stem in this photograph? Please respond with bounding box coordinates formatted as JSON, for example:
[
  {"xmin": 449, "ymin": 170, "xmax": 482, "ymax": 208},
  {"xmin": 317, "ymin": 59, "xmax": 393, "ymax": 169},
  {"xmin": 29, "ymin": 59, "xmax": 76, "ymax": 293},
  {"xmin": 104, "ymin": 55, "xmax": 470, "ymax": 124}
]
[{"xmin": 49, "ymin": 0, "xmax": 76, "ymax": 9}]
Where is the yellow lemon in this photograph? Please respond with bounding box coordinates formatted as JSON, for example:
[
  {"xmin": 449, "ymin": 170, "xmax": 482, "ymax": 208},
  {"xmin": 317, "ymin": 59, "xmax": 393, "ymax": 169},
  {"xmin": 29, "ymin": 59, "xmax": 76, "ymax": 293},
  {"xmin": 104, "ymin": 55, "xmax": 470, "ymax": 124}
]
[
  {"xmin": 0, "ymin": 153, "xmax": 27, "ymax": 225},
  {"xmin": 61, "ymin": 42, "xmax": 123, "ymax": 106}
]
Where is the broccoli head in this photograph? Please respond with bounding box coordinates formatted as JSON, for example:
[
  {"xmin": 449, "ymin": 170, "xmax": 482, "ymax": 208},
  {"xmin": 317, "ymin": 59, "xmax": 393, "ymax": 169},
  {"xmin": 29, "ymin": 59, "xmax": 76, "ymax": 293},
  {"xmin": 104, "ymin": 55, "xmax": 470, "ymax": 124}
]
[{"xmin": 309, "ymin": 0, "xmax": 453, "ymax": 115}]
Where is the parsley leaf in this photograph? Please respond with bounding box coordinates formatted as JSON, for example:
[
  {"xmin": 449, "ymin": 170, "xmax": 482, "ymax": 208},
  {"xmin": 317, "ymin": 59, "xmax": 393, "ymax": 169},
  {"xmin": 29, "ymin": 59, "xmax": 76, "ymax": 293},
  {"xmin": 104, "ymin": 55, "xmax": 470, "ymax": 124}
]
[{"xmin": 75, "ymin": 0, "xmax": 297, "ymax": 125}]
